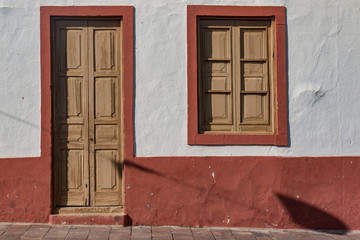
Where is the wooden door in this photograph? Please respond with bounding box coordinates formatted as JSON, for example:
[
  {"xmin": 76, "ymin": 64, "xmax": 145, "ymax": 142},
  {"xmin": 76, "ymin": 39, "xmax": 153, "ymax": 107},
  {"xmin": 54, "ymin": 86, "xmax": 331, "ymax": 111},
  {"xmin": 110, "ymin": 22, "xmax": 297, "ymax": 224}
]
[{"xmin": 53, "ymin": 19, "xmax": 122, "ymax": 207}]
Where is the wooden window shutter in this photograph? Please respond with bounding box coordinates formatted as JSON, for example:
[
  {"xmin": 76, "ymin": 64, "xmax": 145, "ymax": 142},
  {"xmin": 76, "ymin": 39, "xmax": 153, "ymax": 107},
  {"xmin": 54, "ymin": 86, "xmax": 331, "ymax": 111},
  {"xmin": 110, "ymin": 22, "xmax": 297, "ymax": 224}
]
[
  {"xmin": 238, "ymin": 22, "xmax": 272, "ymax": 133},
  {"xmin": 198, "ymin": 19, "xmax": 275, "ymax": 134},
  {"xmin": 199, "ymin": 20, "xmax": 235, "ymax": 132}
]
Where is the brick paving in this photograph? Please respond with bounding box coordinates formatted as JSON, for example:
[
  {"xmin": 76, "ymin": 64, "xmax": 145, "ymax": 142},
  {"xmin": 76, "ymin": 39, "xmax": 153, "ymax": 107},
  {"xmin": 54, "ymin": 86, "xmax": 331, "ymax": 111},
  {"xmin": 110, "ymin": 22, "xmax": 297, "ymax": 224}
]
[{"xmin": 0, "ymin": 223, "xmax": 359, "ymax": 240}]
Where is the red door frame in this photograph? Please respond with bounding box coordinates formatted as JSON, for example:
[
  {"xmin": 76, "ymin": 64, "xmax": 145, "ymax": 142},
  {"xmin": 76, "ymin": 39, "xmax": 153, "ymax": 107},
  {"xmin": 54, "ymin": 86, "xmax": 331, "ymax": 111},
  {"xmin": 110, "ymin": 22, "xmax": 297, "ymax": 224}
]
[{"xmin": 40, "ymin": 6, "xmax": 134, "ymax": 213}]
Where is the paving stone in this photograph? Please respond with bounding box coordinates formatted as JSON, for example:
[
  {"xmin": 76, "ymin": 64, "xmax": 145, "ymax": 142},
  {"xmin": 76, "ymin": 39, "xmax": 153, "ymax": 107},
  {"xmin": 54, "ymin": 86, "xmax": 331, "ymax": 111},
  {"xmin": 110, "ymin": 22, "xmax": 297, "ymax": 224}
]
[
  {"xmin": 65, "ymin": 226, "xmax": 91, "ymax": 239},
  {"xmin": 109, "ymin": 227, "xmax": 131, "ymax": 240},
  {"xmin": 68, "ymin": 226, "xmax": 92, "ymax": 232},
  {"xmin": 1, "ymin": 234, "xmax": 23, "ymax": 240},
  {"xmin": 255, "ymin": 236, "xmax": 275, "ymax": 240},
  {"xmin": 211, "ymin": 229, "xmax": 236, "ymax": 240},
  {"xmin": 87, "ymin": 232, "xmax": 110, "ymax": 240},
  {"xmin": 230, "ymin": 230, "xmax": 256, "ymax": 240},
  {"xmin": 0, "ymin": 224, "xmax": 30, "ymax": 240},
  {"xmin": 6, "ymin": 224, "xmax": 31, "ymax": 233},
  {"xmin": 329, "ymin": 233, "xmax": 353, "ymax": 240},
  {"xmin": 270, "ymin": 231, "xmax": 296, "ymax": 240},
  {"xmin": 43, "ymin": 237, "xmax": 67, "ymax": 240},
  {"xmin": 0, "ymin": 224, "xmax": 11, "ymax": 231},
  {"xmin": 21, "ymin": 225, "xmax": 51, "ymax": 239},
  {"xmin": 191, "ymin": 228, "xmax": 215, "ymax": 240},
  {"xmin": 45, "ymin": 225, "xmax": 70, "ymax": 239},
  {"xmin": 250, "ymin": 231, "xmax": 275, "ymax": 239},
  {"xmin": 347, "ymin": 233, "xmax": 360, "ymax": 240},
  {"xmin": 131, "ymin": 226, "xmax": 151, "ymax": 240},
  {"xmin": 45, "ymin": 227, "xmax": 69, "ymax": 238},
  {"xmin": 65, "ymin": 233, "xmax": 90, "ymax": 239},
  {"xmin": 87, "ymin": 226, "xmax": 111, "ymax": 240},
  {"xmin": 172, "ymin": 227, "xmax": 194, "ymax": 240},
  {"xmin": 309, "ymin": 232, "xmax": 337, "ymax": 240},
  {"xmin": 66, "ymin": 238, "xmax": 88, "ymax": 240},
  {"xmin": 289, "ymin": 232, "xmax": 315, "ymax": 240},
  {"xmin": 0, "ymin": 223, "xmax": 359, "ymax": 240},
  {"xmin": 111, "ymin": 226, "xmax": 131, "ymax": 232},
  {"xmin": 152, "ymin": 226, "xmax": 172, "ymax": 240},
  {"xmin": 90, "ymin": 226, "xmax": 111, "ymax": 232},
  {"xmin": 48, "ymin": 226, "xmax": 71, "ymax": 232}
]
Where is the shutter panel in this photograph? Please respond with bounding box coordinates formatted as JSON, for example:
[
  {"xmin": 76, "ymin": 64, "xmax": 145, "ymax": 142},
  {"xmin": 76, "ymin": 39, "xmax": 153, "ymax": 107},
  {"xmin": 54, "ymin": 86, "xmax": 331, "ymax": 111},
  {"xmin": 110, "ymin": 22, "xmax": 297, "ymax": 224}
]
[
  {"xmin": 239, "ymin": 27, "xmax": 270, "ymax": 130},
  {"xmin": 199, "ymin": 21, "xmax": 234, "ymax": 132}
]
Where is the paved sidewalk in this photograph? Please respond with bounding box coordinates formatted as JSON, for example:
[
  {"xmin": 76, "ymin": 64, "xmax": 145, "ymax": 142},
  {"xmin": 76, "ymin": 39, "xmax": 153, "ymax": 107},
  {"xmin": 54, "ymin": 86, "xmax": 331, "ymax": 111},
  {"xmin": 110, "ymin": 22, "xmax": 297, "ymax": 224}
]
[{"xmin": 0, "ymin": 223, "xmax": 359, "ymax": 240}]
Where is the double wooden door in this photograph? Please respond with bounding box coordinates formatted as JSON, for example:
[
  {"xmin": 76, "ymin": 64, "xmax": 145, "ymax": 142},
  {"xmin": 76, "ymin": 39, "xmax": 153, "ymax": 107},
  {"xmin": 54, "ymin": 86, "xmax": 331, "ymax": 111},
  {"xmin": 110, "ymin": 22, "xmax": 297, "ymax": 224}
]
[{"xmin": 52, "ymin": 19, "xmax": 123, "ymax": 207}]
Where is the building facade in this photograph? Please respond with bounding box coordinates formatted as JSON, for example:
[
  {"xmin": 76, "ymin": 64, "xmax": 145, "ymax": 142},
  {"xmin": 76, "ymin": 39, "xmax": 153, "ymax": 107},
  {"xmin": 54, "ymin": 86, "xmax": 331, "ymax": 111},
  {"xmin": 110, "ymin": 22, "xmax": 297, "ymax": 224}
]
[{"xmin": 0, "ymin": 0, "xmax": 360, "ymax": 230}]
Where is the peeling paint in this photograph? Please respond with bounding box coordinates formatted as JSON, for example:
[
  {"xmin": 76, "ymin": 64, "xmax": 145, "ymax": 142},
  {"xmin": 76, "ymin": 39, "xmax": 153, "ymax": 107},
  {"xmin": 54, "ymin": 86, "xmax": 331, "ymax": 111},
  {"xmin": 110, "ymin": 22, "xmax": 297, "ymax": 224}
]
[{"xmin": 211, "ymin": 171, "xmax": 216, "ymax": 183}]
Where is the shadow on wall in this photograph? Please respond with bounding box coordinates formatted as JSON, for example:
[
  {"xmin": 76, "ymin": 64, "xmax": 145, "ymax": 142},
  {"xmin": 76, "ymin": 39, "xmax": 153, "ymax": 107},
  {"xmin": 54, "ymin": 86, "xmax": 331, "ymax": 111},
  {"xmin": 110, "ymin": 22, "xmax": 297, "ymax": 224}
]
[
  {"xmin": 0, "ymin": 110, "xmax": 47, "ymax": 131},
  {"xmin": 123, "ymin": 160, "xmax": 206, "ymax": 191},
  {"xmin": 119, "ymin": 160, "xmax": 349, "ymax": 233},
  {"xmin": 276, "ymin": 193, "xmax": 349, "ymax": 234}
]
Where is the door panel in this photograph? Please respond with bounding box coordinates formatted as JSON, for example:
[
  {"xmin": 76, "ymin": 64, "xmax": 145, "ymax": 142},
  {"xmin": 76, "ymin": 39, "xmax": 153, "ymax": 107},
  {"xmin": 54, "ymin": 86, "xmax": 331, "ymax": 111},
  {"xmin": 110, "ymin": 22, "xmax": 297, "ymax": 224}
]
[
  {"xmin": 54, "ymin": 20, "xmax": 89, "ymax": 206},
  {"xmin": 94, "ymin": 31, "xmax": 116, "ymax": 71},
  {"xmin": 64, "ymin": 30, "xmax": 82, "ymax": 70},
  {"xmin": 95, "ymin": 78, "xmax": 116, "ymax": 118},
  {"xmin": 53, "ymin": 19, "xmax": 122, "ymax": 207},
  {"xmin": 94, "ymin": 150, "xmax": 121, "ymax": 206},
  {"xmin": 88, "ymin": 21, "xmax": 122, "ymax": 206}
]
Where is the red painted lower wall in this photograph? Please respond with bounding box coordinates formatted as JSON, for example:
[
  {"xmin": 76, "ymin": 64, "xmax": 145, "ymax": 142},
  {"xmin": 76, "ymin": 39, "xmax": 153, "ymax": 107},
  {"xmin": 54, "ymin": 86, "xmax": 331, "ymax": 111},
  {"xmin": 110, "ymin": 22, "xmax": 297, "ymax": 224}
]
[
  {"xmin": 0, "ymin": 157, "xmax": 51, "ymax": 223},
  {"xmin": 125, "ymin": 156, "xmax": 360, "ymax": 230},
  {"xmin": 1, "ymin": 155, "xmax": 359, "ymax": 230}
]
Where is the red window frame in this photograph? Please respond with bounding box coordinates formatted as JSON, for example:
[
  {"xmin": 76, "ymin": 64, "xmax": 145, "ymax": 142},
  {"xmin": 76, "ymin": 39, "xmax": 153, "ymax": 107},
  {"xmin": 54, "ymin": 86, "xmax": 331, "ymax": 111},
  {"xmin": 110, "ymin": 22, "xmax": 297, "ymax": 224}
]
[{"xmin": 187, "ymin": 5, "xmax": 288, "ymax": 146}]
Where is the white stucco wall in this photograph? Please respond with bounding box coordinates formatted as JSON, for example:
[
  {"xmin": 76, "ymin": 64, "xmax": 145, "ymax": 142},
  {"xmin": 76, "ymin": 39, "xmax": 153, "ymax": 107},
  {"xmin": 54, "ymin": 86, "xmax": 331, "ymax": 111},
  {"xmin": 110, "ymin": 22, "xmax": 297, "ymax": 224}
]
[{"xmin": 0, "ymin": 0, "xmax": 359, "ymax": 158}]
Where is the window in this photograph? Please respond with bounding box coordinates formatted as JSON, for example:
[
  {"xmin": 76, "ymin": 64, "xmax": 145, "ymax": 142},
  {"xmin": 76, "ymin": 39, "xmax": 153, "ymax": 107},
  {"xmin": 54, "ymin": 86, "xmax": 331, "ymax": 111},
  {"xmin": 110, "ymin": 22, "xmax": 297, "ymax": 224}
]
[
  {"xmin": 187, "ymin": 6, "xmax": 288, "ymax": 145},
  {"xmin": 199, "ymin": 19, "xmax": 274, "ymax": 134}
]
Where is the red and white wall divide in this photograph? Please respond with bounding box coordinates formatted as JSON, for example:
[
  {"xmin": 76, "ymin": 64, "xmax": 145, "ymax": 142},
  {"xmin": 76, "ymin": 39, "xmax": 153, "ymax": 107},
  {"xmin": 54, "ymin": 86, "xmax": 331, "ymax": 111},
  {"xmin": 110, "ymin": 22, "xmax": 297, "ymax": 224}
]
[{"xmin": 0, "ymin": 0, "xmax": 360, "ymax": 230}]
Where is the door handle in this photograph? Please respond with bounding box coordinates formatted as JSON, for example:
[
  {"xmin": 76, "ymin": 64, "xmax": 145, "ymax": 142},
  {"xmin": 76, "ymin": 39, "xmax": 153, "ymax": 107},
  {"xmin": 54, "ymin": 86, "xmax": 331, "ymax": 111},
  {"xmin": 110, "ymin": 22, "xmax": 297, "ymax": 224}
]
[{"xmin": 89, "ymin": 137, "xmax": 94, "ymax": 141}]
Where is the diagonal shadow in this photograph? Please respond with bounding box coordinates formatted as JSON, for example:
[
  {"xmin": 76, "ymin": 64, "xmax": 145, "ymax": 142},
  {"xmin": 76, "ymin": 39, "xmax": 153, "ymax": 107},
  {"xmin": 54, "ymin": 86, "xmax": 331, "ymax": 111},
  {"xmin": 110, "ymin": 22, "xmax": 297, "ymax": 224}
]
[
  {"xmin": 115, "ymin": 160, "xmax": 351, "ymax": 233},
  {"xmin": 0, "ymin": 110, "xmax": 49, "ymax": 132},
  {"xmin": 276, "ymin": 193, "xmax": 349, "ymax": 234},
  {"xmin": 123, "ymin": 160, "xmax": 207, "ymax": 192}
]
